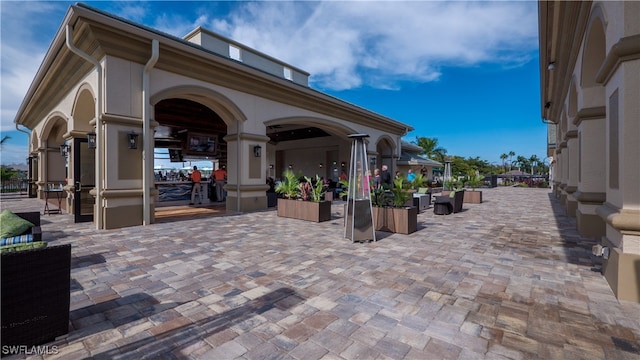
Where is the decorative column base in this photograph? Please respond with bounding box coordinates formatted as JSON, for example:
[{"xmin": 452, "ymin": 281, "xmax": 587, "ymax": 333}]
[
  {"xmin": 602, "ymin": 242, "xmax": 640, "ymax": 302},
  {"xmin": 575, "ymin": 191, "xmax": 606, "ymax": 239}
]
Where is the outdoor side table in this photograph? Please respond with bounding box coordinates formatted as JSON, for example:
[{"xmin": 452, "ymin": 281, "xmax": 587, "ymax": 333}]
[{"xmin": 43, "ymin": 189, "xmax": 64, "ymax": 215}]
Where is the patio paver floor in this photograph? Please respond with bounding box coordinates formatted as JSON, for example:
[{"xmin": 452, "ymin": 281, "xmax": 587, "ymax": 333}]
[{"xmin": 1, "ymin": 187, "xmax": 639, "ymax": 359}]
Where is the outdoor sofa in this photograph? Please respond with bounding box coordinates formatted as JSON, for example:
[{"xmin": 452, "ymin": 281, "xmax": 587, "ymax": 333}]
[{"xmin": 1, "ymin": 211, "xmax": 71, "ymax": 348}]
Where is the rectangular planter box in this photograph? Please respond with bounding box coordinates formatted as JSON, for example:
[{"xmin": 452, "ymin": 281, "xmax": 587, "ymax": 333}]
[
  {"xmin": 463, "ymin": 190, "xmax": 482, "ymax": 204},
  {"xmin": 372, "ymin": 206, "xmax": 418, "ymax": 234},
  {"xmin": 277, "ymin": 198, "xmax": 331, "ymax": 222}
]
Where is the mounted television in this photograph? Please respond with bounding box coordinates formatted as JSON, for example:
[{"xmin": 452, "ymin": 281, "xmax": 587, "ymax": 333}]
[
  {"xmin": 169, "ymin": 149, "xmax": 183, "ymax": 162},
  {"xmin": 186, "ymin": 132, "xmax": 217, "ymax": 157}
]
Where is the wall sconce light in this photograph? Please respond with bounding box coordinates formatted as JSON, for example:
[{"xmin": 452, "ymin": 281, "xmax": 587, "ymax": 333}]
[
  {"xmin": 319, "ymin": 163, "xmax": 323, "ymax": 168},
  {"xmin": 547, "ymin": 62, "xmax": 555, "ymax": 71},
  {"xmin": 87, "ymin": 131, "xmax": 96, "ymax": 149},
  {"xmin": 59, "ymin": 144, "xmax": 69, "ymax": 157},
  {"xmin": 127, "ymin": 132, "xmax": 139, "ymax": 149},
  {"xmin": 545, "ymin": 102, "xmax": 551, "ymax": 109},
  {"xmin": 269, "ymin": 164, "xmax": 274, "ymax": 169},
  {"xmin": 288, "ymin": 164, "xmax": 293, "ymax": 169},
  {"xmin": 341, "ymin": 162, "xmax": 345, "ymax": 168},
  {"xmin": 253, "ymin": 145, "xmax": 262, "ymax": 157}
]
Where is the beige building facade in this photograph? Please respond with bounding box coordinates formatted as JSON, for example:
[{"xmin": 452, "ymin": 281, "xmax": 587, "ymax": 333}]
[
  {"xmin": 14, "ymin": 4, "xmax": 412, "ymax": 230},
  {"xmin": 539, "ymin": 1, "xmax": 640, "ymax": 302}
]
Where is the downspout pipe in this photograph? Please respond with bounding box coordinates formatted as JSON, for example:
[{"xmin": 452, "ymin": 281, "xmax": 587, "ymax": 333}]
[
  {"xmin": 143, "ymin": 40, "xmax": 159, "ymax": 225},
  {"xmin": 66, "ymin": 25, "xmax": 103, "ymax": 230},
  {"xmin": 237, "ymin": 127, "xmax": 241, "ymax": 213}
]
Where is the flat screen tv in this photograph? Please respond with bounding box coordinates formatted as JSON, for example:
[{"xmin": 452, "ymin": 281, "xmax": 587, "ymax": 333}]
[
  {"xmin": 186, "ymin": 133, "xmax": 217, "ymax": 157},
  {"xmin": 169, "ymin": 149, "xmax": 183, "ymax": 162}
]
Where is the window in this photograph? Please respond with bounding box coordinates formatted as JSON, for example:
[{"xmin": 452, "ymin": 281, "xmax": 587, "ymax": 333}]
[
  {"xmin": 283, "ymin": 67, "xmax": 292, "ymax": 80},
  {"xmin": 229, "ymin": 44, "xmax": 241, "ymax": 61}
]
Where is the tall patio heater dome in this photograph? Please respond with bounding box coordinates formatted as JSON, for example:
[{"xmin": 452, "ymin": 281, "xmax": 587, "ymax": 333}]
[{"xmin": 344, "ymin": 134, "xmax": 376, "ymax": 243}]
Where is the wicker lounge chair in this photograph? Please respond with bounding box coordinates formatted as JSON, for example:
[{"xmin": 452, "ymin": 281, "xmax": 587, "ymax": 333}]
[
  {"xmin": 1, "ymin": 243, "xmax": 71, "ymax": 347},
  {"xmin": 433, "ymin": 190, "xmax": 464, "ymax": 215}
]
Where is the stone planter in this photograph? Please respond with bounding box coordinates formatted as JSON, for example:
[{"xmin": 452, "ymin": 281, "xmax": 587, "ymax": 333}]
[
  {"xmin": 463, "ymin": 190, "xmax": 483, "ymax": 204},
  {"xmin": 372, "ymin": 206, "xmax": 418, "ymax": 234},
  {"xmin": 277, "ymin": 198, "xmax": 331, "ymax": 222}
]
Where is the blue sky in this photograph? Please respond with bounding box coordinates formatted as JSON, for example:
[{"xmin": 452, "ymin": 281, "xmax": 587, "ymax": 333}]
[{"xmin": 1, "ymin": 1, "xmax": 545, "ymax": 167}]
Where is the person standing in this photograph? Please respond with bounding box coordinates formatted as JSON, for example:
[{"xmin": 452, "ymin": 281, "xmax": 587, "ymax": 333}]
[
  {"xmin": 373, "ymin": 168, "xmax": 382, "ymax": 189},
  {"xmin": 381, "ymin": 165, "xmax": 392, "ymax": 188},
  {"xmin": 189, "ymin": 166, "xmax": 202, "ymax": 205},
  {"xmin": 213, "ymin": 165, "xmax": 227, "ymax": 202},
  {"xmin": 407, "ymin": 169, "xmax": 416, "ymax": 183}
]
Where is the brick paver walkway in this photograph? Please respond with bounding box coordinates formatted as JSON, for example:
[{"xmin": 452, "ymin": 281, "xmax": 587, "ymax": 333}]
[{"xmin": 2, "ymin": 187, "xmax": 639, "ymax": 359}]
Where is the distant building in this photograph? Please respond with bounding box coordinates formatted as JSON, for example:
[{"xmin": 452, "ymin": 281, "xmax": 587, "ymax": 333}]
[
  {"xmin": 396, "ymin": 141, "xmax": 443, "ymax": 181},
  {"xmin": 539, "ymin": 1, "xmax": 640, "ymax": 302}
]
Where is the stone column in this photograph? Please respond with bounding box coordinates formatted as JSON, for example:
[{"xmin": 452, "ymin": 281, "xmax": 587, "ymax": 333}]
[
  {"xmin": 224, "ymin": 132, "xmax": 270, "ymax": 212},
  {"xmin": 574, "ymin": 108, "xmax": 606, "ymax": 238},
  {"xmin": 565, "ymin": 130, "xmax": 578, "ymax": 217},
  {"xmin": 597, "ymin": 58, "xmax": 640, "ymax": 302}
]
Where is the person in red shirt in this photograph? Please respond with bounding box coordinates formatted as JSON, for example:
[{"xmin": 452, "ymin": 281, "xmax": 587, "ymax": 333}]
[
  {"xmin": 212, "ymin": 165, "xmax": 227, "ymax": 202},
  {"xmin": 189, "ymin": 166, "xmax": 202, "ymax": 205}
]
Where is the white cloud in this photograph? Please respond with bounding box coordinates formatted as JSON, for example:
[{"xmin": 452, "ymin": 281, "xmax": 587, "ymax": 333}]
[
  {"xmin": 209, "ymin": 1, "xmax": 538, "ymax": 90},
  {"xmin": 0, "ymin": 1, "xmax": 67, "ymax": 133}
]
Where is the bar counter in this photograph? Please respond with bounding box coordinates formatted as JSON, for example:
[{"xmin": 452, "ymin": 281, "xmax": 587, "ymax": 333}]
[{"xmin": 155, "ymin": 181, "xmax": 210, "ymax": 206}]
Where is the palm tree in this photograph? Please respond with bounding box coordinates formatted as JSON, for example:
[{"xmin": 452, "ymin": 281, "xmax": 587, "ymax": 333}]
[
  {"xmin": 0, "ymin": 135, "xmax": 10, "ymax": 147},
  {"xmin": 508, "ymin": 151, "xmax": 515, "ymax": 171},
  {"xmin": 500, "ymin": 153, "xmax": 508, "ymax": 173},
  {"xmin": 529, "ymin": 155, "xmax": 540, "ymax": 175},
  {"xmin": 515, "ymin": 155, "xmax": 529, "ymax": 172},
  {"xmin": 413, "ymin": 136, "xmax": 447, "ymax": 161}
]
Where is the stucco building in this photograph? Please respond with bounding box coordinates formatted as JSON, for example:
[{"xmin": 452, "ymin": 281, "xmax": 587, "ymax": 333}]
[
  {"xmin": 539, "ymin": 1, "xmax": 640, "ymax": 302},
  {"xmin": 13, "ymin": 4, "xmax": 414, "ymax": 230}
]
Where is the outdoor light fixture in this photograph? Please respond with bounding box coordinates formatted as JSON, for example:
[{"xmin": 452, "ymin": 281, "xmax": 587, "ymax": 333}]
[
  {"xmin": 288, "ymin": 164, "xmax": 293, "ymax": 169},
  {"xmin": 319, "ymin": 163, "xmax": 323, "ymax": 168},
  {"xmin": 341, "ymin": 162, "xmax": 345, "ymax": 168},
  {"xmin": 253, "ymin": 145, "xmax": 262, "ymax": 157},
  {"xmin": 545, "ymin": 102, "xmax": 552, "ymax": 109},
  {"xmin": 127, "ymin": 132, "xmax": 139, "ymax": 149},
  {"xmin": 59, "ymin": 144, "xmax": 69, "ymax": 157},
  {"xmin": 547, "ymin": 62, "xmax": 555, "ymax": 70},
  {"xmin": 87, "ymin": 131, "xmax": 96, "ymax": 149}
]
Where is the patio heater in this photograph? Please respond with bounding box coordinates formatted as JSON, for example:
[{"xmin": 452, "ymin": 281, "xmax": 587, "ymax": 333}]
[
  {"xmin": 344, "ymin": 134, "xmax": 376, "ymax": 243},
  {"xmin": 443, "ymin": 160, "xmax": 452, "ymax": 190}
]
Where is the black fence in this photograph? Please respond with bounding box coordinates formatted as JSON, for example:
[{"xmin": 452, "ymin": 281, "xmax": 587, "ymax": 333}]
[{"xmin": 0, "ymin": 179, "xmax": 29, "ymax": 194}]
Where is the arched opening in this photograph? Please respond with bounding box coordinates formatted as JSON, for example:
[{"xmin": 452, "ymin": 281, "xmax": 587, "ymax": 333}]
[
  {"xmin": 376, "ymin": 137, "xmax": 395, "ymax": 169},
  {"xmin": 152, "ymin": 98, "xmax": 228, "ymax": 209},
  {"xmin": 40, "ymin": 116, "xmax": 68, "ymax": 212},
  {"xmin": 265, "ymin": 117, "xmax": 355, "ymax": 185}
]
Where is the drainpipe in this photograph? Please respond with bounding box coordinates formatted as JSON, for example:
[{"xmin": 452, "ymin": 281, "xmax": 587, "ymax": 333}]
[
  {"xmin": 143, "ymin": 40, "xmax": 159, "ymax": 225},
  {"xmin": 237, "ymin": 126, "xmax": 241, "ymax": 212},
  {"xmin": 66, "ymin": 25, "xmax": 103, "ymax": 230}
]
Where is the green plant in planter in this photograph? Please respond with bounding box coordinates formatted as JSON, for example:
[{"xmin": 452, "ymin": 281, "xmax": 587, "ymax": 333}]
[
  {"xmin": 390, "ymin": 176, "xmax": 412, "ymax": 207},
  {"xmin": 411, "ymin": 173, "xmax": 428, "ymax": 190},
  {"xmin": 302, "ymin": 175, "xmax": 327, "ymax": 202},
  {"xmin": 465, "ymin": 172, "xmax": 484, "ymax": 191},
  {"xmin": 275, "ymin": 170, "xmax": 300, "ymax": 199},
  {"xmin": 444, "ymin": 178, "xmax": 463, "ymax": 192},
  {"xmin": 338, "ymin": 179, "xmax": 349, "ymax": 200}
]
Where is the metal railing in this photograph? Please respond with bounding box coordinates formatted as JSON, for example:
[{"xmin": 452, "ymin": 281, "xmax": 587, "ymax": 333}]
[{"xmin": 0, "ymin": 179, "xmax": 30, "ymax": 194}]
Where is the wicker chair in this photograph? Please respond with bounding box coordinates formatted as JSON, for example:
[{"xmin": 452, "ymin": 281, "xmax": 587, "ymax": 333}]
[
  {"xmin": 1, "ymin": 244, "xmax": 71, "ymax": 347},
  {"xmin": 433, "ymin": 190, "xmax": 465, "ymax": 215}
]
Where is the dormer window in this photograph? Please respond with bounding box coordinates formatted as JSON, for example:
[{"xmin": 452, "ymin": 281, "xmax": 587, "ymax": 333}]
[
  {"xmin": 229, "ymin": 44, "xmax": 242, "ymax": 61},
  {"xmin": 284, "ymin": 67, "xmax": 293, "ymax": 81}
]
